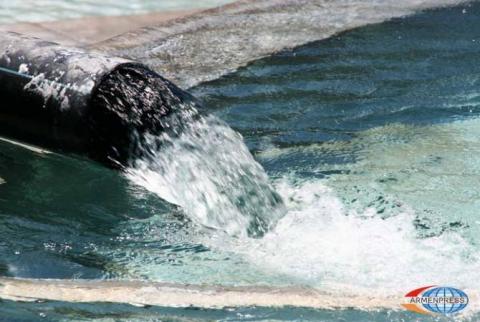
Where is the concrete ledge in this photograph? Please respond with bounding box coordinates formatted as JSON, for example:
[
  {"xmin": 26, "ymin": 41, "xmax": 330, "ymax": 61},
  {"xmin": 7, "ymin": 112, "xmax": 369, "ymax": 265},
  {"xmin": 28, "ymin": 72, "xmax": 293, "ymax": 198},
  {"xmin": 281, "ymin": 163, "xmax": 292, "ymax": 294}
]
[
  {"xmin": 92, "ymin": 0, "xmax": 467, "ymax": 89},
  {"xmin": 0, "ymin": 0, "xmax": 467, "ymax": 90},
  {"xmin": 0, "ymin": 10, "xmax": 200, "ymax": 47},
  {"xmin": 0, "ymin": 277, "xmax": 399, "ymax": 310}
]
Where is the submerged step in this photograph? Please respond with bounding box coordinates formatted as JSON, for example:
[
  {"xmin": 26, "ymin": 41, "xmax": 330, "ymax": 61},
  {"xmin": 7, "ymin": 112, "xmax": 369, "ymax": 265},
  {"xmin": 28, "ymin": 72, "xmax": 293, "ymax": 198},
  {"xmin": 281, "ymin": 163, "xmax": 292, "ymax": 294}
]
[{"xmin": 0, "ymin": 277, "xmax": 399, "ymax": 310}]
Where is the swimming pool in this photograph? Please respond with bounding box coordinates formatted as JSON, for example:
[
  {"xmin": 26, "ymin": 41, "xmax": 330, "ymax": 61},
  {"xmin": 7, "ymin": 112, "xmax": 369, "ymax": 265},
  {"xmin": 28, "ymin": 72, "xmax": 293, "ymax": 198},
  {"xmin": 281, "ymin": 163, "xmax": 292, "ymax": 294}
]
[{"xmin": 0, "ymin": 1, "xmax": 479, "ymax": 321}]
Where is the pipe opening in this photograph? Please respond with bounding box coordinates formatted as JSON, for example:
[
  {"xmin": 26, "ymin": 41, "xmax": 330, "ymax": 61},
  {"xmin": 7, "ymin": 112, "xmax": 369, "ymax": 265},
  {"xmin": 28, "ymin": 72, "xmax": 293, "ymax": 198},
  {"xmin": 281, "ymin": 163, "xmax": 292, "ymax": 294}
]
[{"xmin": 88, "ymin": 64, "xmax": 192, "ymax": 167}]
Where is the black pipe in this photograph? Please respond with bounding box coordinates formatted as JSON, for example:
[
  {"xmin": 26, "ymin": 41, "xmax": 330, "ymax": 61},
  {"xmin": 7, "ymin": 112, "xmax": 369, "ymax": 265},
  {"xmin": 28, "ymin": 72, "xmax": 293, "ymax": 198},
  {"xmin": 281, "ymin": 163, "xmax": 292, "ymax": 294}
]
[{"xmin": 0, "ymin": 32, "xmax": 191, "ymax": 167}]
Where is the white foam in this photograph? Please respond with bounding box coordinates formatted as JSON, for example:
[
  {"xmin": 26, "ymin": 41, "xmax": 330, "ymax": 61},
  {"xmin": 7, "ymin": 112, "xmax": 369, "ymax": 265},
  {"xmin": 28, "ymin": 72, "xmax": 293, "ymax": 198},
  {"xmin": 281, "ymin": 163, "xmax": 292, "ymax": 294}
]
[
  {"xmin": 126, "ymin": 110, "xmax": 285, "ymax": 237},
  {"xmin": 18, "ymin": 63, "xmax": 29, "ymax": 74},
  {"xmin": 125, "ymin": 109, "xmax": 480, "ymax": 301},
  {"xmin": 222, "ymin": 178, "xmax": 480, "ymax": 295},
  {"xmin": 200, "ymin": 119, "xmax": 480, "ymax": 300}
]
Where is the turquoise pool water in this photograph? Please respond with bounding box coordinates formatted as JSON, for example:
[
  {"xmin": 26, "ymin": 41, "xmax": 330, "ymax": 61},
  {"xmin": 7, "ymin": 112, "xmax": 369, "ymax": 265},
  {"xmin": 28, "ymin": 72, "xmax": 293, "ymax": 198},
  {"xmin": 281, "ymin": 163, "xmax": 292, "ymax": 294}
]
[
  {"xmin": 0, "ymin": 0, "xmax": 234, "ymax": 24},
  {"xmin": 1, "ymin": 1, "xmax": 479, "ymax": 321}
]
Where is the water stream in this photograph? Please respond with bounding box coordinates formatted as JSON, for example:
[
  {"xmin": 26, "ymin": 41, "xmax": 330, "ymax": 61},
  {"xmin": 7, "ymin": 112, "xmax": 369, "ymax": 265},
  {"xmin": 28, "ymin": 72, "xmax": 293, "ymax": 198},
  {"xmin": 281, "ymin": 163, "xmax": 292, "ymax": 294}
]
[{"xmin": 126, "ymin": 108, "xmax": 285, "ymax": 237}]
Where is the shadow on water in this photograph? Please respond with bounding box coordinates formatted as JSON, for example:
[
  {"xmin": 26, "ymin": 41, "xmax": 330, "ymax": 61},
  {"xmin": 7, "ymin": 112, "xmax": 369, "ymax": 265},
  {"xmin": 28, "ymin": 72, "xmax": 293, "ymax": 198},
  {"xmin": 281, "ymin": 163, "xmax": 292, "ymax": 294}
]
[{"xmin": 0, "ymin": 141, "xmax": 181, "ymax": 279}]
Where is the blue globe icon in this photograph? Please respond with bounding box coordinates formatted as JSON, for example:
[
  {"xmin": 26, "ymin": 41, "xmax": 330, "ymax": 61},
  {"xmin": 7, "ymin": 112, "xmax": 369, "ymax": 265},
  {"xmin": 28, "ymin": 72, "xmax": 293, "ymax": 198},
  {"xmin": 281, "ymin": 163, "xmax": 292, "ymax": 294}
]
[{"xmin": 422, "ymin": 287, "xmax": 469, "ymax": 314}]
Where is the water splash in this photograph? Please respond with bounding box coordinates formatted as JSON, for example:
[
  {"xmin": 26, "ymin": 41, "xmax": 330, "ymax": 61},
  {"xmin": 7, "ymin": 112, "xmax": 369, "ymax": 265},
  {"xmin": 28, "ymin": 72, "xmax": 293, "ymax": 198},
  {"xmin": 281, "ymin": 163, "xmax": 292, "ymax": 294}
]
[
  {"xmin": 202, "ymin": 176, "xmax": 480, "ymax": 295},
  {"xmin": 126, "ymin": 106, "xmax": 285, "ymax": 237},
  {"xmin": 91, "ymin": 63, "xmax": 285, "ymax": 236}
]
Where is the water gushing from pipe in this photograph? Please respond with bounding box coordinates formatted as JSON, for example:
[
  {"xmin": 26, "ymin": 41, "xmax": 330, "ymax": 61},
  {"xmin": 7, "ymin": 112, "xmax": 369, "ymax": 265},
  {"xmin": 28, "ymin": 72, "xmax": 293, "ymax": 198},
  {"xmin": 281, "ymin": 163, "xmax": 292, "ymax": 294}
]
[
  {"xmin": 125, "ymin": 104, "xmax": 285, "ymax": 237},
  {"xmin": 92, "ymin": 64, "xmax": 285, "ymax": 236}
]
